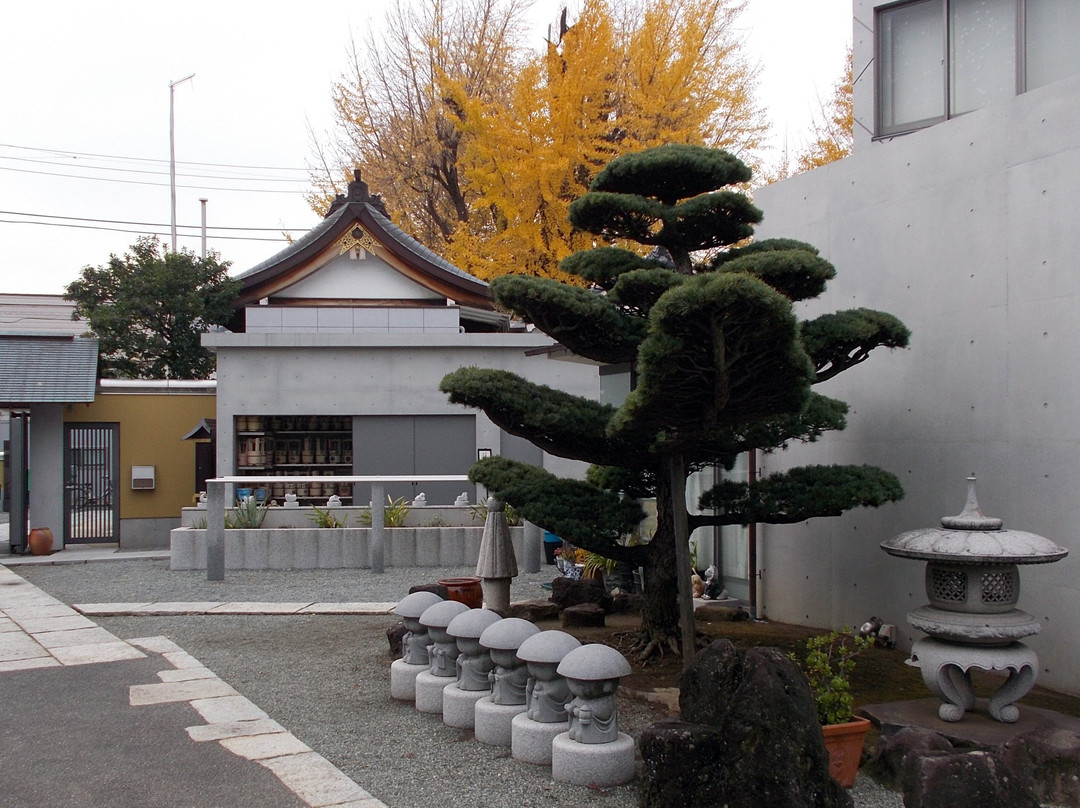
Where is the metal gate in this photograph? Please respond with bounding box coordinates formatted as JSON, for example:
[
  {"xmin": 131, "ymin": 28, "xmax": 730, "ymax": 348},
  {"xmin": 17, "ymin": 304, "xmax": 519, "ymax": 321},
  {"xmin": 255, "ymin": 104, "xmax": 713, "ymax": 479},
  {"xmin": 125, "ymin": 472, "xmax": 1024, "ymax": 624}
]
[{"xmin": 64, "ymin": 423, "xmax": 120, "ymax": 544}]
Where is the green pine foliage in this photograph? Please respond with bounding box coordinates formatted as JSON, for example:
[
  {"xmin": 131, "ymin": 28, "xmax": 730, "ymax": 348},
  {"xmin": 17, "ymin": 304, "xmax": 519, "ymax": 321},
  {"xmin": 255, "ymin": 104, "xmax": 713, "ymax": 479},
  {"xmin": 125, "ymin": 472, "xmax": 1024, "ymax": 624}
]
[{"xmin": 440, "ymin": 143, "xmax": 910, "ymax": 656}]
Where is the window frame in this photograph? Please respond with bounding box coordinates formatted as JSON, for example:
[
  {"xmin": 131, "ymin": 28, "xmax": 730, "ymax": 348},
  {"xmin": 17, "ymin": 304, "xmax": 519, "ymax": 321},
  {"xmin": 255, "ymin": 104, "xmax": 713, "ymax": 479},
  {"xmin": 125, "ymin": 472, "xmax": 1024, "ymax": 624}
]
[{"xmin": 874, "ymin": 0, "xmax": 1037, "ymax": 138}]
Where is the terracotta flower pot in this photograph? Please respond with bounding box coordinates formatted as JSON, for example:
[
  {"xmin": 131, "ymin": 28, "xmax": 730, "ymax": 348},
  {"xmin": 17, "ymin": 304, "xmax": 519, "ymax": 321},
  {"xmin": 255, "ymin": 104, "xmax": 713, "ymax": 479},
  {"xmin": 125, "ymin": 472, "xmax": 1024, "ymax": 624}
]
[
  {"xmin": 822, "ymin": 715, "xmax": 871, "ymax": 788},
  {"xmin": 27, "ymin": 527, "xmax": 54, "ymax": 556},
  {"xmin": 438, "ymin": 577, "xmax": 483, "ymax": 609}
]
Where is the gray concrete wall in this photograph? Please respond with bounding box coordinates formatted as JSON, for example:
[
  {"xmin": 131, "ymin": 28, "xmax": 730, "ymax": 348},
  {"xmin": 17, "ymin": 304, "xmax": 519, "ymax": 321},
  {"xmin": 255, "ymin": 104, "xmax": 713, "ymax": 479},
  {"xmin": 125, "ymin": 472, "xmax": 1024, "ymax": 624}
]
[
  {"xmin": 753, "ymin": 70, "xmax": 1080, "ymax": 694},
  {"xmin": 28, "ymin": 404, "xmax": 64, "ymax": 551},
  {"xmin": 119, "ymin": 517, "xmax": 179, "ymax": 551},
  {"xmin": 204, "ymin": 332, "xmax": 599, "ymax": 486}
]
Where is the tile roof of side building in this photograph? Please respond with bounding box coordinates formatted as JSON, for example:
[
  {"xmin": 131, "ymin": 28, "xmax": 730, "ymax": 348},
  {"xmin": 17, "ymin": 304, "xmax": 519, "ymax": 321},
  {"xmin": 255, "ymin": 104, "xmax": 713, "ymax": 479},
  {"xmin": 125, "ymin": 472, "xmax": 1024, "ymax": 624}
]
[{"xmin": 0, "ymin": 293, "xmax": 88, "ymax": 337}]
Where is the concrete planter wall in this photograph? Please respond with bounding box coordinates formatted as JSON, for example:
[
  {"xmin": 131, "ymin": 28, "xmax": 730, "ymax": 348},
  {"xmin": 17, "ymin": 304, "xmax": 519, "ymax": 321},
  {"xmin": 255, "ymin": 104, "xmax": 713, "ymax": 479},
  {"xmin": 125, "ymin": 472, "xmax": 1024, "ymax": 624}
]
[
  {"xmin": 180, "ymin": 505, "xmax": 487, "ymax": 530},
  {"xmin": 169, "ymin": 525, "xmax": 525, "ymax": 571}
]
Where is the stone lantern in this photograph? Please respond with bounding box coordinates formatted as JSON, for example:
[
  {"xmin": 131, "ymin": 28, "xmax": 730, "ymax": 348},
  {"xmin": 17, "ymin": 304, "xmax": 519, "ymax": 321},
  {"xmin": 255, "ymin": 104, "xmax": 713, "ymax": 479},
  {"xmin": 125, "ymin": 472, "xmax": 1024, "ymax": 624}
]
[{"xmin": 880, "ymin": 476, "xmax": 1067, "ymax": 723}]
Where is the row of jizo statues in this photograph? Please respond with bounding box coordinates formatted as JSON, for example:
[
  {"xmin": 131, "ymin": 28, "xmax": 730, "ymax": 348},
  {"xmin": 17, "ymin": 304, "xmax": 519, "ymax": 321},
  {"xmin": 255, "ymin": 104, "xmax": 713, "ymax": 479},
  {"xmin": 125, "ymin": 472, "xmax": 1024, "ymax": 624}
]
[{"xmin": 389, "ymin": 592, "xmax": 636, "ymax": 787}]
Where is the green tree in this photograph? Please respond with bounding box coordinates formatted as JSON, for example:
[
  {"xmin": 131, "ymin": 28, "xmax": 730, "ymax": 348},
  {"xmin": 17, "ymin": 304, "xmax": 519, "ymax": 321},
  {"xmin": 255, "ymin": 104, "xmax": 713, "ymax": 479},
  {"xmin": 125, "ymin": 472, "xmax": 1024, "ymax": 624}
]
[
  {"xmin": 65, "ymin": 236, "xmax": 239, "ymax": 380},
  {"xmin": 441, "ymin": 144, "xmax": 909, "ymax": 658}
]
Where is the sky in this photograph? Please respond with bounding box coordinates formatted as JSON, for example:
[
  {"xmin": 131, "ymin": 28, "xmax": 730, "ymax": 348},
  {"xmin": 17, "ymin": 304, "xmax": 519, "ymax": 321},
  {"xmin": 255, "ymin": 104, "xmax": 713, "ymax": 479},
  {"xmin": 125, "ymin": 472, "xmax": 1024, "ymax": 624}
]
[{"xmin": 0, "ymin": 1, "xmax": 852, "ymax": 295}]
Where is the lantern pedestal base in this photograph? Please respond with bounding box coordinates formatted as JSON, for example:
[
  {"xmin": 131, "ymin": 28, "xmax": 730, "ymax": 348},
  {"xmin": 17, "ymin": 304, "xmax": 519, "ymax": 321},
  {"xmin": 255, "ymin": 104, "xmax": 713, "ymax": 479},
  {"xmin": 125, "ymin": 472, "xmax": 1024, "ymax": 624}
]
[{"xmin": 909, "ymin": 637, "xmax": 1038, "ymax": 723}]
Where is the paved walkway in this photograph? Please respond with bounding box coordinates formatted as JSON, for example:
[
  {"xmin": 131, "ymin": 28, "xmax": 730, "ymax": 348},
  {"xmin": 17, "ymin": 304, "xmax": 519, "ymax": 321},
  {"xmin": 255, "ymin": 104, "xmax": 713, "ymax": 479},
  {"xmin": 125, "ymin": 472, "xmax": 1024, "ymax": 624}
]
[{"xmin": 0, "ymin": 554, "xmax": 388, "ymax": 808}]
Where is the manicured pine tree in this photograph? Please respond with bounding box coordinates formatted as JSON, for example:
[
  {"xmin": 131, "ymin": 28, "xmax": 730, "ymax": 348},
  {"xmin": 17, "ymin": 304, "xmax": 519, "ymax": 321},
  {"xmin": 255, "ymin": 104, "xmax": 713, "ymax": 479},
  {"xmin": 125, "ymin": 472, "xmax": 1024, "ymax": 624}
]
[{"xmin": 441, "ymin": 144, "xmax": 909, "ymax": 659}]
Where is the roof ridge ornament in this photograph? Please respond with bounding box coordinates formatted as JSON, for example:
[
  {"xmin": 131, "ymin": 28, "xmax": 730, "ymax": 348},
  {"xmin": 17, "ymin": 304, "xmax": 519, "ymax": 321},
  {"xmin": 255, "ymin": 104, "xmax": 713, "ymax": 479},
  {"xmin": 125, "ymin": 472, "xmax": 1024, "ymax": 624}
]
[{"xmin": 940, "ymin": 475, "xmax": 1003, "ymax": 530}]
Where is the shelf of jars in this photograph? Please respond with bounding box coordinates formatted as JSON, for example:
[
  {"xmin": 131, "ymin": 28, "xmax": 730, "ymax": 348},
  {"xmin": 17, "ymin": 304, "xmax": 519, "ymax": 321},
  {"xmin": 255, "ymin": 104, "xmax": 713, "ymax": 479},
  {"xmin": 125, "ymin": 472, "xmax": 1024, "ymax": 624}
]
[{"xmin": 235, "ymin": 415, "xmax": 355, "ymax": 503}]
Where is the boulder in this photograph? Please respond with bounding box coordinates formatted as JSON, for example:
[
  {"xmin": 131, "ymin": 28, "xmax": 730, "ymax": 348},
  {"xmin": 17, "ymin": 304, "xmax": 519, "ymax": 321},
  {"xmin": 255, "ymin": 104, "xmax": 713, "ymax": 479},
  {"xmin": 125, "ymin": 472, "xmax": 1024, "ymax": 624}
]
[
  {"xmin": 610, "ymin": 591, "xmax": 643, "ymax": 614},
  {"xmin": 999, "ymin": 727, "xmax": 1080, "ymax": 808},
  {"xmin": 409, "ymin": 583, "xmax": 450, "ymax": 599},
  {"xmin": 549, "ymin": 576, "xmax": 613, "ymax": 612},
  {"xmin": 505, "ymin": 599, "xmax": 561, "ymax": 622},
  {"xmin": 864, "ymin": 726, "xmax": 954, "ymax": 788},
  {"xmin": 386, "ymin": 621, "xmax": 407, "ymax": 659},
  {"xmin": 561, "ymin": 603, "xmax": 606, "ymax": 628},
  {"xmin": 693, "ymin": 601, "xmax": 749, "ymax": 622},
  {"xmin": 902, "ymin": 750, "xmax": 1040, "ymax": 808},
  {"xmin": 639, "ymin": 639, "xmax": 851, "ymax": 808}
]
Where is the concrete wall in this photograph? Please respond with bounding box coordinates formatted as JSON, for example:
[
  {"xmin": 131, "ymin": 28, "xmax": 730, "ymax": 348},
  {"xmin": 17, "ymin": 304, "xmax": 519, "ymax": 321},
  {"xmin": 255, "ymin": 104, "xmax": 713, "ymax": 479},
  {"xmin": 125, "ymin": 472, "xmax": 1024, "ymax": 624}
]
[
  {"xmin": 205, "ymin": 331, "xmax": 599, "ymax": 487},
  {"xmin": 27, "ymin": 404, "xmax": 64, "ymax": 550},
  {"xmin": 170, "ymin": 525, "xmax": 530, "ymax": 571},
  {"xmin": 753, "ymin": 70, "xmax": 1080, "ymax": 693}
]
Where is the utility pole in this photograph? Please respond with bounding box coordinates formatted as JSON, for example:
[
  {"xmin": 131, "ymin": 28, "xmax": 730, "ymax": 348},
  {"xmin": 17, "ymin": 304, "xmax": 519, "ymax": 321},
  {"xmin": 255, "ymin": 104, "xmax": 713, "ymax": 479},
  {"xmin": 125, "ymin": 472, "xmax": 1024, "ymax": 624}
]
[
  {"xmin": 199, "ymin": 198, "xmax": 208, "ymax": 258},
  {"xmin": 169, "ymin": 73, "xmax": 195, "ymax": 252}
]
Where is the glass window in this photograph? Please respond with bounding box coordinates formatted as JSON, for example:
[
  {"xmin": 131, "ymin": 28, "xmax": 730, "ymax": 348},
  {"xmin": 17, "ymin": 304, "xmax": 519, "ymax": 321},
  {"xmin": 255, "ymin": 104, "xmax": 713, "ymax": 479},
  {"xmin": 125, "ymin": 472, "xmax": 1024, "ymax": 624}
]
[
  {"xmin": 1026, "ymin": 0, "xmax": 1080, "ymax": 89},
  {"xmin": 878, "ymin": 0, "xmax": 946, "ymax": 133},
  {"xmin": 950, "ymin": 0, "xmax": 1016, "ymax": 114}
]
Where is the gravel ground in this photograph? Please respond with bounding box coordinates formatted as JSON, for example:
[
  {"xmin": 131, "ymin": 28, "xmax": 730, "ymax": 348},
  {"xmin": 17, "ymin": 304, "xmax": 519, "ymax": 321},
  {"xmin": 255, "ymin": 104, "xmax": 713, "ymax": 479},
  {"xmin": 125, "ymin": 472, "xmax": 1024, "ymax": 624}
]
[{"xmin": 14, "ymin": 559, "xmax": 904, "ymax": 808}]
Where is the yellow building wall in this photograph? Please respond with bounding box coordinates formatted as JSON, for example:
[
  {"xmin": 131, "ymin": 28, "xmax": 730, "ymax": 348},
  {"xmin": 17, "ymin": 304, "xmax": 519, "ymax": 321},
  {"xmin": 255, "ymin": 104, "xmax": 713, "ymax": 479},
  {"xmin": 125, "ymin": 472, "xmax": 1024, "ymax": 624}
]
[{"xmin": 64, "ymin": 392, "xmax": 215, "ymax": 520}]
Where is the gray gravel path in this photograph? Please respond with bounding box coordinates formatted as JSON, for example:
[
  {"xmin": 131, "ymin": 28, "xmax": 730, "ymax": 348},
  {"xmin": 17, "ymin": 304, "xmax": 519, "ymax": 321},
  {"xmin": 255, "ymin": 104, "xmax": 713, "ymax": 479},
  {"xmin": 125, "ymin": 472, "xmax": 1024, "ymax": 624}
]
[{"xmin": 13, "ymin": 559, "xmax": 903, "ymax": 808}]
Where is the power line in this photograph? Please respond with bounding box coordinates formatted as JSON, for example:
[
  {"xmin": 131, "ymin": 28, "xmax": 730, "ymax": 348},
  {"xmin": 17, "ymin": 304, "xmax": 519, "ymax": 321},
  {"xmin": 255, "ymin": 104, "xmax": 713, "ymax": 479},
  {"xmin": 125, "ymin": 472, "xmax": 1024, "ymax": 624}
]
[
  {"xmin": 0, "ymin": 142, "xmax": 310, "ymax": 173},
  {"xmin": 0, "ymin": 165, "xmax": 312, "ymax": 194},
  {"xmin": 0, "ymin": 217, "xmax": 294, "ymax": 242},
  {"xmin": 0, "ymin": 210, "xmax": 309, "ymax": 232},
  {"xmin": 0, "ymin": 155, "xmax": 310, "ymax": 184}
]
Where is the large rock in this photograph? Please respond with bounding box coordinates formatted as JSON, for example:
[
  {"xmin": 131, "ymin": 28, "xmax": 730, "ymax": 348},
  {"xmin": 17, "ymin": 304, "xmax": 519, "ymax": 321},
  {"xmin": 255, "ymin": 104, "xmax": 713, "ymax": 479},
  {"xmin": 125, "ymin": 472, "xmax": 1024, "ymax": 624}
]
[
  {"xmin": 386, "ymin": 621, "xmax": 407, "ymax": 659},
  {"xmin": 901, "ymin": 750, "xmax": 1040, "ymax": 808},
  {"xmin": 999, "ymin": 728, "xmax": 1080, "ymax": 808},
  {"xmin": 505, "ymin": 599, "xmax": 561, "ymax": 622},
  {"xmin": 864, "ymin": 726, "xmax": 954, "ymax": 789},
  {"xmin": 639, "ymin": 639, "xmax": 851, "ymax": 808},
  {"xmin": 561, "ymin": 603, "xmax": 606, "ymax": 628},
  {"xmin": 549, "ymin": 576, "xmax": 613, "ymax": 612}
]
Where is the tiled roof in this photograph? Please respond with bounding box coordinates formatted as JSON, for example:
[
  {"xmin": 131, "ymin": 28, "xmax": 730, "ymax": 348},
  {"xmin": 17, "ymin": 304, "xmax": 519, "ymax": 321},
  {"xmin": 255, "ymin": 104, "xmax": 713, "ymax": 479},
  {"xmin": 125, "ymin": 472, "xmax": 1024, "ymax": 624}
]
[{"xmin": 0, "ymin": 336, "xmax": 98, "ymax": 404}]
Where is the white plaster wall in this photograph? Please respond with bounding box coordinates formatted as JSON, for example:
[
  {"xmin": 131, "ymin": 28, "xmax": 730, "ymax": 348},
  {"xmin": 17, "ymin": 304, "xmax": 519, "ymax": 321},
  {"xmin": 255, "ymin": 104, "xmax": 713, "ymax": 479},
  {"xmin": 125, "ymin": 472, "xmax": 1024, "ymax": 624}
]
[
  {"xmin": 205, "ymin": 332, "xmax": 598, "ymax": 487},
  {"xmin": 283, "ymin": 252, "xmax": 440, "ymax": 300},
  {"xmin": 753, "ymin": 72, "xmax": 1080, "ymax": 694}
]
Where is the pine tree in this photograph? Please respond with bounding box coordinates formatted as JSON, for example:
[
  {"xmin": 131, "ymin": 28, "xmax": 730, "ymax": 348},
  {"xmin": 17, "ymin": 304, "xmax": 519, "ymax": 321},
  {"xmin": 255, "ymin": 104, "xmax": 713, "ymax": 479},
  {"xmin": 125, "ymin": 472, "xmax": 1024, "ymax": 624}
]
[{"xmin": 441, "ymin": 144, "xmax": 909, "ymax": 658}]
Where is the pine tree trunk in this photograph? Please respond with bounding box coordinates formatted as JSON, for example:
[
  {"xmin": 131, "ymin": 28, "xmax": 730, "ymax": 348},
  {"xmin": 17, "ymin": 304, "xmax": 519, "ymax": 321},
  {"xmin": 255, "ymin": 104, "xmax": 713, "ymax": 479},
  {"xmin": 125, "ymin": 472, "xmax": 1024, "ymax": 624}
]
[{"xmin": 636, "ymin": 468, "xmax": 683, "ymax": 658}]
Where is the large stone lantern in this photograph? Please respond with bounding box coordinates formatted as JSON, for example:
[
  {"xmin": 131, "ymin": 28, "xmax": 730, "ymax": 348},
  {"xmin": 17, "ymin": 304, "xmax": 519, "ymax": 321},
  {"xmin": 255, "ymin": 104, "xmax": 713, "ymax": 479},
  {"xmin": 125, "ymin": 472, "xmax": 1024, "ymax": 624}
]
[{"xmin": 880, "ymin": 477, "xmax": 1067, "ymax": 723}]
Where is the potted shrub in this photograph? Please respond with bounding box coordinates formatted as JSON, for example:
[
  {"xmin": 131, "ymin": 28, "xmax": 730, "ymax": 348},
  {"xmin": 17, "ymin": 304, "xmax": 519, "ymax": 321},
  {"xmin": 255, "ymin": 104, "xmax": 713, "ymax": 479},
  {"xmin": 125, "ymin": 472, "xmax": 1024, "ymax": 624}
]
[{"xmin": 800, "ymin": 629, "xmax": 874, "ymax": 788}]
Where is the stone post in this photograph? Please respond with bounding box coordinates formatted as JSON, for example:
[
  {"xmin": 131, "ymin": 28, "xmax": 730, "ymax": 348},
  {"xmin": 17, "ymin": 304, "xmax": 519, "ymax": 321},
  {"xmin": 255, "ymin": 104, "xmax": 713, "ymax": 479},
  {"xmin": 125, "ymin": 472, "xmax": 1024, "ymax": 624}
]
[{"xmin": 206, "ymin": 479, "xmax": 225, "ymax": 581}]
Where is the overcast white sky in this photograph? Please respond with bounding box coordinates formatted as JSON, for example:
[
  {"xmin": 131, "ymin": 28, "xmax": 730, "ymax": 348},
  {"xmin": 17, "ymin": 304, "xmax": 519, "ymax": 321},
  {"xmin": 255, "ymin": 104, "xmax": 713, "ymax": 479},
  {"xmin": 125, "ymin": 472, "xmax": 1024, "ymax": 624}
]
[{"xmin": 0, "ymin": 0, "xmax": 852, "ymax": 295}]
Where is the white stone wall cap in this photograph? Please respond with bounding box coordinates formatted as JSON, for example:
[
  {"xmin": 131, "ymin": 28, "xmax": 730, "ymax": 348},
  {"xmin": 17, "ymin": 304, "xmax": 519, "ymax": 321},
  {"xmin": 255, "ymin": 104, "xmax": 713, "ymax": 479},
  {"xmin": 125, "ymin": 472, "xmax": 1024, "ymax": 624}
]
[
  {"xmin": 419, "ymin": 599, "xmax": 470, "ymax": 628},
  {"xmin": 395, "ymin": 590, "xmax": 444, "ymax": 618},
  {"xmin": 517, "ymin": 630, "xmax": 582, "ymax": 663},
  {"xmin": 479, "ymin": 617, "xmax": 541, "ymax": 650},
  {"xmin": 447, "ymin": 608, "xmax": 502, "ymax": 639},
  {"xmin": 557, "ymin": 643, "xmax": 632, "ymax": 680}
]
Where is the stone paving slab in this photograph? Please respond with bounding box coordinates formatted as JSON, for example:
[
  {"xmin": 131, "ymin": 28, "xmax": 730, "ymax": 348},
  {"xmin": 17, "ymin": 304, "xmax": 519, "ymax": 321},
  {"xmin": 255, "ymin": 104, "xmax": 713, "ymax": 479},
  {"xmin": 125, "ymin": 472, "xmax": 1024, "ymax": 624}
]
[
  {"xmin": 158, "ymin": 666, "xmax": 218, "ymax": 682},
  {"xmin": 130, "ymin": 677, "xmax": 239, "ymax": 706},
  {"xmin": 299, "ymin": 602, "xmax": 397, "ymax": 614},
  {"xmin": 14, "ymin": 614, "xmax": 98, "ymax": 633},
  {"xmin": 191, "ymin": 694, "xmax": 270, "ymax": 724},
  {"xmin": 208, "ymin": 602, "xmax": 313, "ymax": 614},
  {"xmin": 33, "ymin": 626, "xmax": 122, "ymax": 649},
  {"xmin": 258, "ymin": 752, "xmax": 384, "ymax": 808},
  {"xmin": 49, "ymin": 640, "xmax": 146, "ymax": 665},
  {"xmin": 221, "ymin": 731, "xmax": 312, "ymax": 760},
  {"xmin": 128, "ymin": 636, "xmax": 187, "ymax": 654},
  {"xmin": 187, "ymin": 718, "xmax": 287, "ymax": 743},
  {"xmin": 0, "ymin": 655, "xmax": 61, "ymax": 672},
  {"xmin": 0, "ymin": 630, "xmax": 49, "ymax": 661}
]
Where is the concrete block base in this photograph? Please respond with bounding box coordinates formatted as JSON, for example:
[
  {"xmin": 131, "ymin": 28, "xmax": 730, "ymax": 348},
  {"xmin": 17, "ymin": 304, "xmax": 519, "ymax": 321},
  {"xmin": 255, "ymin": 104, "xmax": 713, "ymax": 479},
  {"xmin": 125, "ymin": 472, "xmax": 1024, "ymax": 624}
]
[
  {"xmin": 551, "ymin": 731, "xmax": 636, "ymax": 787},
  {"xmin": 511, "ymin": 712, "xmax": 566, "ymax": 765},
  {"xmin": 414, "ymin": 671, "xmax": 454, "ymax": 715},
  {"xmin": 474, "ymin": 696, "xmax": 527, "ymax": 747},
  {"xmin": 442, "ymin": 683, "xmax": 490, "ymax": 729},
  {"xmin": 390, "ymin": 659, "xmax": 428, "ymax": 701}
]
